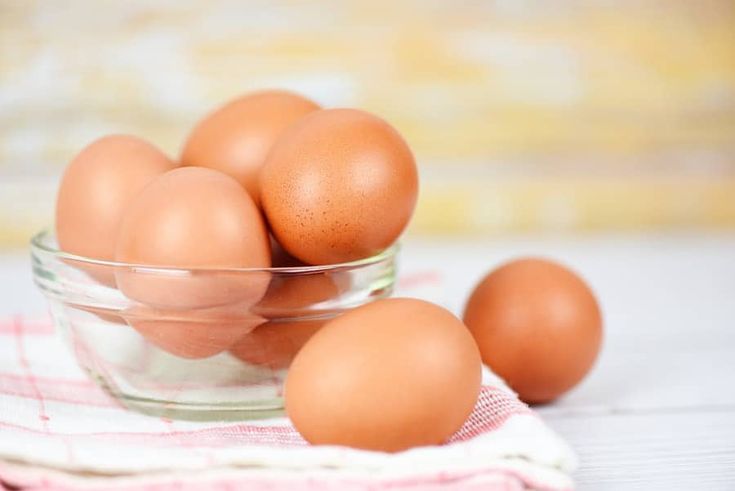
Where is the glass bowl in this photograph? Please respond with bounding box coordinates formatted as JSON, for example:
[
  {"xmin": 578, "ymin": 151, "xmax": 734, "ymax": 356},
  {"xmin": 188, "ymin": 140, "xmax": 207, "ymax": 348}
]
[{"xmin": 30, "ymin": 229, "xmax": 397, "ymax": 420}]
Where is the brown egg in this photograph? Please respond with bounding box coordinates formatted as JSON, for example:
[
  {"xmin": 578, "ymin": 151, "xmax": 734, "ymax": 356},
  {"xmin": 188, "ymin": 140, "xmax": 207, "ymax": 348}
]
[
  {"xmin": 181, "ymin": 90, "xmax": 320, "ymax": 206},
  {"xmin": 124, "ymin": 304, "xmax": 265, "ymax": 359},
  {"xmin": 253, "ymin": 240, "xmax": 345, "ymax": 317},
  {"xmin": 463, "ymin": 258, "xmax": 603, "ymax": 404},
  {"xmin": 285, "ymin": 298, "xmax": 481, "ymax": 452},
  {"xmin": 260, "ymin": 108, "xmax": 418, "ymax": 265},
  {"xmin": 115, "ymin": 167, "xmax": 271, "ymax": 310},
  {"xmin": 230, "ymin": 318, "xmax": 326, "ymax": 369},
  {"xmin": 255, "ymin": 274, "xmax": 342, "ymax": 317},
  {"xmin": 55, "ymin": 134, "xmax": 177, "ymax": 283}
]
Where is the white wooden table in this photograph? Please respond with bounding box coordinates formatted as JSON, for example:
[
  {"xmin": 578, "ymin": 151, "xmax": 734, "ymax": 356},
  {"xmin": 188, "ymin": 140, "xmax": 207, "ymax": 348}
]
[{"xmin": 3, "ymin": 233, "xmax": 735, "ymax": 489}]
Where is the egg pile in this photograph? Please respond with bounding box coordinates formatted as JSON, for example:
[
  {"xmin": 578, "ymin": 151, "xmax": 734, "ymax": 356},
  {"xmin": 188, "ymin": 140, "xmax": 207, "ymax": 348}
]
[
  {"xmin": 55, "ymin": 89, "xmax": 602, "ymax": 453},
  {"xmin": 56, "ymin": 90, "xmax": 418, "ymax": 359}
]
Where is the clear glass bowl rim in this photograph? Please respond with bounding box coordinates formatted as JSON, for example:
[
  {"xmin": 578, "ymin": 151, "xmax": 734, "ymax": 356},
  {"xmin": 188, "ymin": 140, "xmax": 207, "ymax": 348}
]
[{"xmin": 31, "ymin": 229, "xmax": 399, "ymax": 275}]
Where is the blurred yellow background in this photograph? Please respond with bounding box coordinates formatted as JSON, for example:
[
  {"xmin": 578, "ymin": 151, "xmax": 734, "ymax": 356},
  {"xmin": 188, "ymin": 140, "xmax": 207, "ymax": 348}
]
[{"xmin": 1, "ymin": 0, "xmax": 734, "ymax": 247}]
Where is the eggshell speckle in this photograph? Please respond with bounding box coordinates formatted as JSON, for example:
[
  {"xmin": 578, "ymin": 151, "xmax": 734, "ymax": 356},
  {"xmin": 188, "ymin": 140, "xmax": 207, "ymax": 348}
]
[
  {"xmin": 285, "ymin": 298, "xmax": 481, "ymax": 452},
  {"xmin": 261, "ymin": 108, "xmax": 418, "ymax": 265},
  {"xmin": 115, "ymin": 167, "xmax": 271, "ymax": 310},
  {"xmin": 463, "ymin": 258, "xmax": 603, "ymax": 404},
  {"xmin": 181, "ymin": 90, "xmax": 320, "ymax": 206}
]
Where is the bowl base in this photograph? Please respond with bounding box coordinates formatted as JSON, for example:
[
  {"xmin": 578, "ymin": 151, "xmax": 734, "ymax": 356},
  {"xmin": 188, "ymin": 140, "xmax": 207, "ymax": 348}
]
[
  {"xmin": 111, "ymin": 391, "xmax": 285, "ymax": 421},
  {"xmin": 86, "ymin": 369, "xmax": 286, "ymax": 421}
]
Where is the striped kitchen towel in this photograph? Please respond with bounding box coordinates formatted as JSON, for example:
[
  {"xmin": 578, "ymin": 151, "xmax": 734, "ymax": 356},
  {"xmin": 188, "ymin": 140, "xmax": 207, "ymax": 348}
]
[{"xmin": 0, "ymin": 316, "xmax": 576, "ymax": 490}]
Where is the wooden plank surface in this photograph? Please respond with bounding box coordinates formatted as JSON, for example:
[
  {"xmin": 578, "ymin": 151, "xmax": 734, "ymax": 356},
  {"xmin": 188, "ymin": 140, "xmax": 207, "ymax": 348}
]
[
  {"xmin": 4, "ymin": 232, "xmax": 735, "ymax": 488},
  {"xmin": 548, "ymin": 410, "xmax": 735, "ymax": 489}
]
